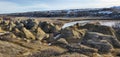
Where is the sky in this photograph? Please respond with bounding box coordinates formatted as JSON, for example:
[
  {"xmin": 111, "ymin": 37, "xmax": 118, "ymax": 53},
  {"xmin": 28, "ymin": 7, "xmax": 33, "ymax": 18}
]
[{"xmin": 0, "ymin": 0, "xmax": 120, "ymax": 14}]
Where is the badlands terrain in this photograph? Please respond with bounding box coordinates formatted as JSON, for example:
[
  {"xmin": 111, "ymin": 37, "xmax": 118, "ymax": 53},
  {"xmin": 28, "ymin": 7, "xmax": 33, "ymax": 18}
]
[{"xmin": 0, "ymin": 17, "xmax": 120, "ymax": 57}]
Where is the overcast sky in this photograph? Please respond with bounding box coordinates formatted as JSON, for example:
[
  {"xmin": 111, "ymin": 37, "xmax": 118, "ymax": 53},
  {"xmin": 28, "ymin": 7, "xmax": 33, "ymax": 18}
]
[{"xmin": 0, "ymin": 0, "xmax": 120, "ymax": 14}]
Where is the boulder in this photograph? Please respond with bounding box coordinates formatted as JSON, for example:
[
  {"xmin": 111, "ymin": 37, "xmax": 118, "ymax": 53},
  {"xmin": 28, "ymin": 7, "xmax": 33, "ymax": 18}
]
[
  {"xmin": 54, "ymin": 25, "xmax": 61, "ymax": 32},
  {"xmin": 0, "ymin": 20, "xmax": 10, "ymax": 31},
  {"xmin": 15, "ymin": 20, "xmax": 20, "ymax": 24},
  {"xmin": 92, "ymin": 53, "xmax": 101, "ymax": 57},
  {"xmin": 48, "ymin": 26, "xmax": 87, "ymax": 44},
  {"xmin": 35, "ymin": 27, "xmax": 46, "ymax": 41},
  {"xmin": 23, "ymin": 19, "xmax": 39, "ymax": 31},
  {"xmin": 2, "ymin": 20, "xmax": 10, "ymax": 25},
  {"xmin": 81, "ymin": 32, "xmax": 120, "ymax": 53},
  {"xmin": 84, "ymin": 40, "xmax": 113, "ymax": 54},
  {"xmin": 57, "ymin": 38, "xmax": 68, "ymax": 44},
  {"xmin": 15, "ymin": 23, "xmax": 24, "ymax": 30},
  {"xmin": 80, "ymin": 23, "xmax": 116, "ymax": 37},
  {"xmin": 39, "ymin": 22, "xmax": 60, "ymax": 33},
  {"xmin": 21, "ymin": 27, "xmax": 35, "ymax": 40},
  {"xmin": 0, "ymin": 18, "xmax": 3, "ymax": 24},
  {"xmin": 12, "ymin": 28, "xmax": 24, "ymax": 38},
  {"xmin": 9, "ymin": 33, "xmax": 16, "ymax": 38},
  {"xmin": 0, "ymin": 27, "xmax": 5, "ymax": 33},
  {"xmin": 113, "ymin": 24, "xmax": 120, "ymax": 41},
  {"xmin": 8, "ymin": 21, "xmax": 16, "ymax": 31},
  {"xmin": 59, "ymin": 53, "xmax": 89, "ymax": 57},
  {"xmin": 116, "ymin": 30, "xmax": 120, "ymax": 41}
]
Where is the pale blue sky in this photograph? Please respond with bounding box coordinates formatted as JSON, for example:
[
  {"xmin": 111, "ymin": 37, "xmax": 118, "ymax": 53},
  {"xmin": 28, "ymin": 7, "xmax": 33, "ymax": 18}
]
[{"xmin": 0, "ymin": 0, "xmax": 120, "ymax": 14}]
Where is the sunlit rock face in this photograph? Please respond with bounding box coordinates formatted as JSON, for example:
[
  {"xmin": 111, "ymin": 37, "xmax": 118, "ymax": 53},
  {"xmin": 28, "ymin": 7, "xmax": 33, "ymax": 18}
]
[
  {"xmin": 35, "ymin": 27, "xmax": 46, "ymax": 41},
  {"xmin": 21, "ymin": 27, "xmax": 35, "ymax": 40},
  {"xmin": 0, "ymin": 27, "xmax": 5, "ymax": 33}
]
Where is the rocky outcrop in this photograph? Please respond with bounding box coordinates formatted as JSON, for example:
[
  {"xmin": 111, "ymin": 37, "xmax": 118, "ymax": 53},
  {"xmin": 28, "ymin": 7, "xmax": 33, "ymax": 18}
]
[
  {"xmin": 82, "ymin": 32, "xmax": 120, "ymax": 48},
  {"xmin": 47, "ymin": 26, "xmax": 87, "ymax": 44},
  {"xmin": 45, "ymin": 22, "xmax": 120, "ymax": 56},
  {"xmin": 81, "ymin": 32, "xmax": 120, "ymax": 53},
  {"xmin": 0, "ymin": 19, "xmax": 61, "ymax": 40},
  {"xmin": 80, "ymin": 23, "xmax": 117, "ymax": 37},
  {"xmin": 0, "ymin": 18, "xmax": 120, "ymax": 57}
]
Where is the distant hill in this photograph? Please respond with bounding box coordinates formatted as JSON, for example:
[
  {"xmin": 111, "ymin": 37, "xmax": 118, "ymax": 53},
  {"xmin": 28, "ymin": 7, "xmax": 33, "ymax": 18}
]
[
  {"xmin": 112, "ymin": 6, "xmax": 120, "ymax": 9},
  {"xmin": 1, "ymin": 6, "xmax": 120, "ymax": 19}
]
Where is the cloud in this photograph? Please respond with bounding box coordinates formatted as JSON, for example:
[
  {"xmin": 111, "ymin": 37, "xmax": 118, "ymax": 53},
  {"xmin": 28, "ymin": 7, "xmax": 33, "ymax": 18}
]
[
  {"xmin": 0, "ymin": 1, "xmax": 50, "ymax": 14},
  {"xmin": 0, "ymin": 0, "xmax": 120, "ymax": 14},
  {"xmin": 98, "ymin": 0, "xmax": 120, "ymax": 7},
  {"xmin": 100, "ymin": 0, "xmax": 120, "ymax": 2}
]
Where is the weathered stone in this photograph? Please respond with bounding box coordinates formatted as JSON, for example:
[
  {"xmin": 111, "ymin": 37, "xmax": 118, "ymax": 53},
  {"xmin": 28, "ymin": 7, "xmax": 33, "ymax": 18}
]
[
  {"xmin": 107, "ymin": 23, "xmax": 120, "ymax": 41},
  {"xmin": 0, "ymin": 27, "xmax": 5, "ymax": 33},
  {"xmin": 15, "ymin": 23, "xmax": 24, "ymax": 30},
  {"xmin": 35, "ymin": 27, "xmax": 46, "ymax": 41},
  {"xmin": 12, "ymin": 28, "xmax": 24, "ymax": 38},
  {"xmin": 81, "ymin": 32, "xmax": 120, "ymax": 53},
  {"xmin": 59, "ymin": 28, "xmax": 87, "ymax": 44},
  {"xmin": 92, "ymin": 53, "xmax": 101, "ymax": 57},
  {"xmin": 8, "ymin": 21, "xmax": 16, "ymax": 31},
  {"xmin": 80, "ymin": 23, "xmax": 116, "ymax": 37},
  {"xmin": 57, "ymin": 38, "xmax": 68, "ymax": 44},
  {"xmin": 1, "ymin": 32, "xmax": 16, "ymax": 38},
  {"xmin": 23, "ymin": 19, "xmax": 39, "ymax": 31},
  {"xmin": 0, "ymin": 18, "xmax": 3, "ymax": 24},
  {"xmin": 39, "ymin": 21, "xmax": 60, "ymax": 33},
  {"xmin": 21, "ymin": 27, "xmax": 35, "ymax": 40}
]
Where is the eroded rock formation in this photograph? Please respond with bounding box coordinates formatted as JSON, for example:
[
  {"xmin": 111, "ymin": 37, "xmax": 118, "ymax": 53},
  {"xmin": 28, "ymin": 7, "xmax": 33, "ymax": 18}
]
[{"xmin": 0, "ymin": 18, "xmax": 120, "ymax": 57}]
